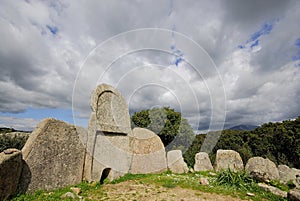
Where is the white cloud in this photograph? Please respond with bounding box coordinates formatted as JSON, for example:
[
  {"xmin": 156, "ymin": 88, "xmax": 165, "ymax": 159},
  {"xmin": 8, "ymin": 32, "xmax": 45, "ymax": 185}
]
[
  {"xmin": 0, "ymin": 116, "xmax": 39, "ymax": 131},
  {"xmin": 0, "ymin": 0, "xmax": 299, "ymax": 131}
]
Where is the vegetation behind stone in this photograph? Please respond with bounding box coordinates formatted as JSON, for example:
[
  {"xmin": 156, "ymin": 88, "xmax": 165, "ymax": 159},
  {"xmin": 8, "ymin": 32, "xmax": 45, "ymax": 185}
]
[
  {"xmin": 184, "ymin": 116, "xmax": 300, "ymax": 168},
  {"xmin": 0, "ymin": 130, "xmax": 29, "ymax": 152},
  {"xmin": 131, "ymin": 107, "xmax": 300, "ymax": 169}
]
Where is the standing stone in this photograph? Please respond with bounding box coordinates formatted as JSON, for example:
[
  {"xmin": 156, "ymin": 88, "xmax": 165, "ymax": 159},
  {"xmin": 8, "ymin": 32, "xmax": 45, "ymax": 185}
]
[
  {"xmin": 214, "ymin": 150, "xmax": 244, "ymax": 172},
  {"xmin": 167, "ymin": 150, "xmax": 189, "ymax": 174},
  {"xmin": 130, "ymin": 127, "xmax": 167, "ymax": 174},
  {"xmin": 278, "ymin": 165, "xmax": 300, "ymax": 186},
  {"xmin": 21, "ymin": 118, "xmax": 86, "ymax": 192},
  {"xmin": 90, "ymin": 83, "xmax": 131, "ymax": 134},
  {"xmin": 0, "ymin": 149, "xmax": 23, "ymax": 200},
  {"xmin": 194, "ymin": 152, "xmax": 213, "ymax": 172},
  {"xmin": 245, "ymin": 157, "xmax": 279, "ymax": 182},
  {"xmin": 85, "ymin": 84, "xmax": 132, "ymax": 182}
]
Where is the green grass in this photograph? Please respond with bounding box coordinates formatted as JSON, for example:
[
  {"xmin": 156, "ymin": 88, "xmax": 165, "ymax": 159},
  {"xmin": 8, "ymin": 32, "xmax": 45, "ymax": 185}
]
[
  {"xmin": 214, "ymin": 168, "xmax": 255, "ymax": 190},
  {"xmin": 110, "ymin": 173, "xmax": 148, "ymax": 184},
  {"xmin": 12, "ymin": 171, "xmax": 288, "ymax": 201},
  {"xmin": 268, "ymin": 180, "xmax": 291, "ymax": 192},
  {"xmin": 11, "ymin": 181, "xmax": 103, "ymax": 201},
  {"xmin": 110, "ymin": 171, "xmax": 287, "ymax": 201}
]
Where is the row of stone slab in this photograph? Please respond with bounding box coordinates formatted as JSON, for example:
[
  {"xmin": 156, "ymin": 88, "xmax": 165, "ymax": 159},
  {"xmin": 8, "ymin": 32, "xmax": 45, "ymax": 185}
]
[
  {"xmin": 1, "ymin": 143, "xmax": 299, "ymax": 200},
  {"xmin": 194, "ymin": 149, "xmax": 300, "ymax": 187}
]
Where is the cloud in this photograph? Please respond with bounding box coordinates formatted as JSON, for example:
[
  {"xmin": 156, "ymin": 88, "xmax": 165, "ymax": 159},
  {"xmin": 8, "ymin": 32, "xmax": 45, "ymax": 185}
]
[
  {"xmin": 221, "ymin": 0, "xmax": 293, "ymax": 25},
  {"xmin": 0, "ymin": 116, "xmax": 39, "ymax": 131},
  {"xmin": 0, "ymin": 0, "xmax": 299, "ymax": 132},
  {"xmin": 220, "ymin": 48, "xmax": 300, "ymax": 127}
]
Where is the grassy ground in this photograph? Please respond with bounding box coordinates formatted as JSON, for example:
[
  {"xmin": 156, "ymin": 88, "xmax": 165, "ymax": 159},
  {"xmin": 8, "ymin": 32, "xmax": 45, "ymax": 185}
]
[{"xmin": 12, "ymin": 170, "xmax": 288, "ymax": 201}]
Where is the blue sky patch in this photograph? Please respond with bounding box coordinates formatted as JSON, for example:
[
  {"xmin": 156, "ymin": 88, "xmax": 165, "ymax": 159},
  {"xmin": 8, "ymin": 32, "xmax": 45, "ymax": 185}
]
[
  {"xmin": 46, "ymin": 25, "xmax": 58, "ymax": 35},
  {"xmin": 292, "ymin": 38, "xmax": 300, "ymax": 62},
  {"xmin": 292, "ymin": 54, "xmax": 300, "ymax": 61},
  {"xmin": 295, "ymin": 38, "xmax": 300, "ymax": 47},
  {"xmin": 238, "ymin": 19, "xmax": 278, "ymax": 50},
  {"xmin": 175, "ymin": 57, "xmax": 183, "ymax": 66},
  {"xmin": 170, "ymin": 45, "xmax": 184, "ymax": 66},
  {"xmin": 247, "ymin": 21, "xmax": 274, "ymax": 43},
  {"xmin": 250, "ymin": 40, "xmax": 259, "ymax": 49}
]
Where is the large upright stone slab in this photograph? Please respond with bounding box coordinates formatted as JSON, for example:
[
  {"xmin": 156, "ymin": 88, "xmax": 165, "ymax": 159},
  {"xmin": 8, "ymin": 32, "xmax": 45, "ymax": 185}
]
[
  {"xmin": 22, "ymin": 118, "xmax": 86, "ymax": 192},
  {"xmin": 194, "ymin": 152, "xmax": 213, "ymax": 172},
  {"xmin": 130, "ymin": 127, "xmax": 167, "ymax": 174},
  {"xmin": 214, "ymin": 149, "xmax": 244, "ymax": 172},
  {"xmin": 85, "ymin": 84, "xmax": 132, "ymax": 182},
  {"xmin": 167, "ymin": 150, "xmax": 189, "ymax": 174},
  {"xmin": 90, "ymin": 83, "xmax": 131, "ymax": 134},
  {"xmin": 0, "ymin": 149, "xmax": 23, "ymax": 200},
  {"xmin": 245, "ymin": 157, "xmax": 279, "ymax": 182}
]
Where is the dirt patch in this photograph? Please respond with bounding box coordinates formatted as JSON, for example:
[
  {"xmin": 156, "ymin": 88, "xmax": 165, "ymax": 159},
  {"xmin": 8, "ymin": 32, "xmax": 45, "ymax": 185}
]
[{"xmin": 90, "ymin": 180, "xmax": 246, "ymax": 201}]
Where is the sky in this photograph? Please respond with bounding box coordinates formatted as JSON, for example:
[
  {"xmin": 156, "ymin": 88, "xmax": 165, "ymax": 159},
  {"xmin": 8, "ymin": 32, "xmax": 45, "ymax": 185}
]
[{"xmin": 0, "ymin": 0, "xmax": 299, "ymax": 132}]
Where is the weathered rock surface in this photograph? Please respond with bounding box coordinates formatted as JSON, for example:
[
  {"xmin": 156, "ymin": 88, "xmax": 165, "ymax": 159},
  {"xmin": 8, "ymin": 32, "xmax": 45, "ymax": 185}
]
[
  {"xmin": 130, "ymin": 127, "xmax": 167, "ymax": 174},
  {"xmin": 278, "ymin": 165, "xmax": 300, "ymax": 186},
  {"xmin": 0, "ymin": 148, "xmax": 23, "ymax": 201},
  {"xmin": 194, "ymin": 152, "xmax": 213, "ymax": 172},
  {"xmin": 70, "ymin": 187, "xmax": 81, "ymax": 195},
  {"xmin": 245, "ymin": 157, "xmax": 279, "ymax": 182},
  {"xmin": 61, "ymin": 192, "xmax": 76, "ymax": 199},
  {"xmin": 22, "ymin": 118, "xmax": 86, "ymax": 192},
  {"xmin": 258, "ymin": 183, "xmax": 287, "ymax": 198},
  {"xmin": 214, "ymin": 150, "xmax": 244, "ymax": 172},
  {"xmin": 246, "ymin": 192, "xmax": 255, "ymax": 197},
  {"xmin": 167, "ymin": 150, "xmax": 188, "ymax": 174},
  {"xmin": 199, "ymin": 177, "xmax": 209, "ymax": 185},
  {"xmin": 90, "ymin": 83, "xmax": 131, "ymax": 134},
  {"xmin": 85, "ymin": 84, "xmax": 132, "ymax": 182},
  {"xmin": 288, "ymin": 188, "xmax": 300, "ymax": 201}
]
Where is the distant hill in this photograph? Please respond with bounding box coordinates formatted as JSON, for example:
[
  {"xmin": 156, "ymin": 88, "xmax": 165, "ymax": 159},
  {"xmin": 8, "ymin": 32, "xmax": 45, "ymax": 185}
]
[
  {"xmin": 228, "ymin": 124, "xmax": 257, "ymax": 131},
  {"xmin": 0, "ymin": 127, "xmax": 31, "ymax": 134},
  {"xmin": 0, "ymin": 127, "xmax": 17, "ymax": 133}
]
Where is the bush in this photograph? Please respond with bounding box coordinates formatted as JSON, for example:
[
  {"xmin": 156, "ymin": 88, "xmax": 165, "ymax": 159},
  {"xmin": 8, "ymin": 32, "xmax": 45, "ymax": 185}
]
[
  {"xmin": 0, "ymin": 133, "xmax": 29, "ymax": 152},
  {"xmin": 185, "ymin": 116, "xmax": 300, "ymax": 168},
  {"xmin": 215, "ymin": 169, "xmax": 255, "ymax": 190}
]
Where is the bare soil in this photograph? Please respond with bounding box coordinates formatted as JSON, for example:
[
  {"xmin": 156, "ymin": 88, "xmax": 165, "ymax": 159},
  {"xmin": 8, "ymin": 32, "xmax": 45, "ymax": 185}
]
[{"xmin": 88, "ymin": 180, "xmax": 246, "ymax": 201}]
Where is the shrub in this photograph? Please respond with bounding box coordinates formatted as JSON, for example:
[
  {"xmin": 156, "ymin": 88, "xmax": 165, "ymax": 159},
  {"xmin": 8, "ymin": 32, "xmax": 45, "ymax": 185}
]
[
  {"xmin": 215, "ymin": 169, "xmax": 255, "ymax": 190},
  {"xmin": 0, "ymin": 133, "xmax": 29, "ymax": 152}
]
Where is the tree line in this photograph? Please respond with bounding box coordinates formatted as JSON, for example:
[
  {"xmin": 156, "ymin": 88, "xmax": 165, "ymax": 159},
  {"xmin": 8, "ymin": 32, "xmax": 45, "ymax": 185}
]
[
  {"xmin": 184, "ymin": 117, "xmax": 300, "ymax": 168},
  {"xmin": 132, "ymin": 107, "xmax": 300, "ymax": 169}
]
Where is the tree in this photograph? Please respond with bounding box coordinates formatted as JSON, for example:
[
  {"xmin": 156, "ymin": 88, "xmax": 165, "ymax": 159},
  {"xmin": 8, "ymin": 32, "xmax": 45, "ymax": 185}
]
[
  {"xmin": 184, "ymin": 116, "xmax": 300, "ymax": 168},
  {"xmin": 0, "ymin": 133, "xmax": 28, "ymax": 152},
  {"xmin": 131, "ymin": 107, "xmax": 195, "ymax": 152},
  {"xmin": 183, "ymin": 133, "xmax": 206, "ymax": 167}
]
